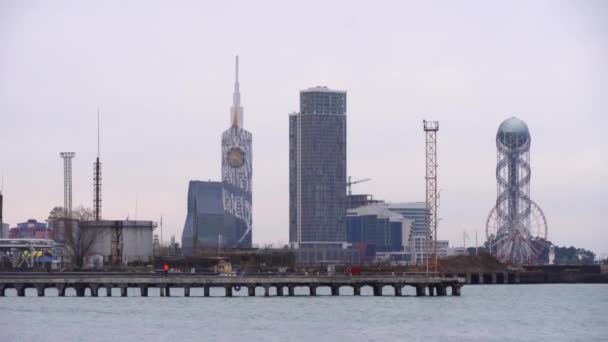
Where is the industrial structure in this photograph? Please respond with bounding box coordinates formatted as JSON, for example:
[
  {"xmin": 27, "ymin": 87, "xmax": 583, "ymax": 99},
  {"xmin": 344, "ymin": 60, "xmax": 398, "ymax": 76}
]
[
  {"xmin": 182, "ymin": 56, "xmax": 253, "ymax": 253},
  {"xmin": 80, "ymin": 220, "xmax": 156, "ymax": 266},
  {"xmin": 485, "ymin": 117, "xmax": 548, "ymax": 264},
  {"xmin": 423, "ymin": 120, "xmax": 439, "ymax": 271},
  {"xmin": 289, "ymin": 86, "xmax": 349, "ymax": 263},
  {"xmin": 94, "ymin": 108, "xmax": 102, "ymax": 221},
  {"xmin": 60, "ymin": 152, "xmax": 75, "ymax": 218}
]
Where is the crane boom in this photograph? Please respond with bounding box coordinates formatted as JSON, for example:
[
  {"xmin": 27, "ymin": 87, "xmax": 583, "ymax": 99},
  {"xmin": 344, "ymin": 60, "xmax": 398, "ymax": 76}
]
[{"xmin": 346, "ymin": 176, "xmax": 372, "ymax": 196}]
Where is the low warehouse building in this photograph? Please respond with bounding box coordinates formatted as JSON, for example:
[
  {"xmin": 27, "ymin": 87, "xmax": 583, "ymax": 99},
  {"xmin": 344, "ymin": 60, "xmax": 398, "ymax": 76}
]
[{"xmin": 81, "ymin": 220, "xmax": 156, "ymax": 266}]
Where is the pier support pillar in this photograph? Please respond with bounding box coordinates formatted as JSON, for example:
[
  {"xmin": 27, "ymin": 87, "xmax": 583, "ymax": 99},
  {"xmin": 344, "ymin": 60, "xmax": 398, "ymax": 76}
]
[
  {"xmin": 466, "ymin": 273, "xmax": 472, "ymax": 284},
  {"xmin": 437, "ymin": 285, "xmax": 447, "ymax": 296},
  {"xmin": 166, "ymin": 287, "xmax": 171, "ymax": 297},
  {"xmin": 140, "ymin": 287, "xmax": 148, "ymax": 297},
  {"xmin": 503, "ymin": 272, "xmax": 509, "ymax": 284},
  {"xmin": 225, "ymin": 286, "xmax": 233, "ymax": 297},
  {"xmin": 0, "ymin": 286, "xmax": 5, "ymax": 297},
  {"xmin": 277, "ymin": 286, "xmax": 284, "ymax": 297},
  {"xmin": 427, "ymin": 286, "xmax": 435, "ymax": 296},
  {"xmin": 264, "ymin": 286, "xmax": 270, "ymax": 297},
  {"xmin": 288, "ymin": 286, "xmax": 295, "ymax": 296},
  {"xmin": 491, "ymin": 273, "xmax": 497, "ymax": 284},
  {"xmin": 160, "ymin": 287, "xmax": 165, "ymax": 297},
  {"xmin": 76, "ymin": 285, "xmax": 85, "ymax": 297},
  {"xmin": 248, "ymin": 286, "xmax": 255, "ymax": 297},
  {"xmin": 309, "ymin": 286, "xmax": 317, "ymax": 296},
  {"xmin": 16, "ymin": 285, "xmax": 26, "ymax": 297},
  {"xmin": 36, "ymin": 286, "xmax": 45, "ymax": 297},
  {"xmin": 451, "ymin": 285, "xmax": 461, "ymax": 296},
  {"xmin": 57, "ymin": 285, "xmax": 66, "ymax": 297},
  {"xmin": 394, "ymin": 286, "xmax": 402, "ymax": 297},
  {"xmin": 373, "ymin": 286, "xmax": 382, "ymax": 296},
  {"xmin": 105, "ymin": 287, "xmax": 112, "ymax": 297},
  {"xmin": 203, "ymin": 286, "xmax": 210, "ymax": 297},
  {"xmin": 478, "ymin": 273, "xmax": 484, "ymax": 284},
  {"xmin": 416, "ymin": 286, "xmax": 425, "ymax": 297},
  {"xmin": 331, "ymin": 286, "xmax": 339, "ymax": 296},
  {"xmin": 120, "ymin": 287, "xmax": 127, "ymax": 297},
  {"xmin": 184, "ymin": 287, "xmax": 190, "ymax": 297},
  {"xmin": 90, "ymin": 286, "xmax": 99, "ymax": 297},
  {"xmin": 353, "ymin": 286, "xmax": 361, "ymax": 296}
]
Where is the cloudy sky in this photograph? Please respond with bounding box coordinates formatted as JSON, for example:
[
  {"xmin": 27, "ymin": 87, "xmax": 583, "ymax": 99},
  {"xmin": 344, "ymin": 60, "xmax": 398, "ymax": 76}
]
[{"xmin": 1, "ymin": 0, "xmax": 606, "ymax": 255}]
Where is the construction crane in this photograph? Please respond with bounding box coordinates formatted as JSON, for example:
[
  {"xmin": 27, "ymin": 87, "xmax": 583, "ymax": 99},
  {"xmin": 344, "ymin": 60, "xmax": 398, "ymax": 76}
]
[{"xmin": 347, "ymin": 176, "xmax": 371, "ymax": 196}]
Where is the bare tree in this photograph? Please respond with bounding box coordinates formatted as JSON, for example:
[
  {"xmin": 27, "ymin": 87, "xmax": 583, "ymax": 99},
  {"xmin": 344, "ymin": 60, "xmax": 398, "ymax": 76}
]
[
  {"xmin": 48, "ymin": 206, "xmax": 102, "ymax": 269},
  {"xmin": 63, "ymin": 221, "xmax": 103, "ymax": 269}
]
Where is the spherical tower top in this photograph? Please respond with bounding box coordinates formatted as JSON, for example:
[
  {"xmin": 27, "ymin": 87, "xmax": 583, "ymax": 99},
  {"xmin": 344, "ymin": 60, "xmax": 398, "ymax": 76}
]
[{"xmin": 497, "ymin": 117, "xmax": 530, "ymax": 149}]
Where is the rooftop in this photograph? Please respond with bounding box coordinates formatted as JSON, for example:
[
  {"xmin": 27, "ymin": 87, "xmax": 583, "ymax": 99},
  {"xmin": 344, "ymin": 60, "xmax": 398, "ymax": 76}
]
[{"xmin": 300, "ymin": 86, "xmax": 346, "ymax": 93}]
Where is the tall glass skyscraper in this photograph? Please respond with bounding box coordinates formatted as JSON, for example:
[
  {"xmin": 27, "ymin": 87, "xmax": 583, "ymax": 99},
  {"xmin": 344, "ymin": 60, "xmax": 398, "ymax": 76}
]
[{"xmin": 289, "ymin": 87, "xmax": 347, "ymax": 246}]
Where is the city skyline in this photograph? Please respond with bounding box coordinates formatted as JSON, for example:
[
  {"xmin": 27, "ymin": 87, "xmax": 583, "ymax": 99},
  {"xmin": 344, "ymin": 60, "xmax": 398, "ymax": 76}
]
[{"xmin": 0, "ymin": 1, "xmax": 606, "ymax": 256}]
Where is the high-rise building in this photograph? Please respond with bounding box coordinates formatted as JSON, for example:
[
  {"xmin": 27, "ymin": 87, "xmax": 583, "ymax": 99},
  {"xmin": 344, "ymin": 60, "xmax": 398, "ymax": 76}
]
[
  {"xmin": 289, "ymin": 87, "xmax": 347, "ymax": 246},
  {"xmin": 221, "ymin": 56, "xmax": 252, "ymax": 248},
  {"xmin": 182, "ymin": 56, "xmax": 252, "ymax": 253}
]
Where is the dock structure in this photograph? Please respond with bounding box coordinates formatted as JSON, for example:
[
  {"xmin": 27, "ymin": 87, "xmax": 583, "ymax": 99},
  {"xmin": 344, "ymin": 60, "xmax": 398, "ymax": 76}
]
[{"xmin": 0, "ymin": 273, "xmax": 464, "ymax": 297}]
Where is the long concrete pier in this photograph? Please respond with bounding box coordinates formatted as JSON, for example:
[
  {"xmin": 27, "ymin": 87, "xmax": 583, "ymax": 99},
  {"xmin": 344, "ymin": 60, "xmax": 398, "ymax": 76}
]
[{"xmin": 0, "ymin": 273, "xmax": 464, "ymax": 297}]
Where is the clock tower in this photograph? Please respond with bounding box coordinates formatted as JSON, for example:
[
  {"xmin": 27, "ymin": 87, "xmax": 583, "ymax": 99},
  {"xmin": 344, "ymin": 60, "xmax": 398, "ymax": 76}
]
[{"xmin": 221, "ymin": 56, "xmax": 252, "ymax": 247}]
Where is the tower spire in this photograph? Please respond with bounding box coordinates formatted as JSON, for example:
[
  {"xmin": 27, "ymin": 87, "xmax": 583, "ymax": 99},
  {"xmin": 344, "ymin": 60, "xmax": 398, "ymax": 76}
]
[
  {"xmin": 230, "ymin": 55, "xmax": 243, "ymax": 127},
  {"xmin": 233, "ymin": 55, "xmax": 240, "ymax": 108}
]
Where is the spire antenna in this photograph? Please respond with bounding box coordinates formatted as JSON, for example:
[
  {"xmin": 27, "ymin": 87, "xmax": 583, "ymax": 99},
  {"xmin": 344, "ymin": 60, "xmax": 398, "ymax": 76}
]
[
  {"xmin": 236, "ymin": 55, "xmax": 239, "ymax": 83},
  {"xmin": 230, "ymin": 55, "xmax": 243, "ymax": 127}
]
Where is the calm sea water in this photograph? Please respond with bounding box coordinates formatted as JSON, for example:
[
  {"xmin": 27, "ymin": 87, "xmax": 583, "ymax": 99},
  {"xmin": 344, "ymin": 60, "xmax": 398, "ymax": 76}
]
[{"xmin": 0, "ymin": 284, "xmax": 606, "ymax": 342}]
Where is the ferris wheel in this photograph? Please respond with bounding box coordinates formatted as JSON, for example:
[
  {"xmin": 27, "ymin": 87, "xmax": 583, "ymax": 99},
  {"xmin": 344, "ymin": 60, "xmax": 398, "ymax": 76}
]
[{"xmin": 486, "ymin": 198, "xmax": 548, "ymax": 264}]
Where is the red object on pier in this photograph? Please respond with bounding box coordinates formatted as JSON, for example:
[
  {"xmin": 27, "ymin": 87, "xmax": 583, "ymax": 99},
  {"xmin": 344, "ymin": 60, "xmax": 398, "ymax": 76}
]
[{"xmin": 346, "ymin": 266, "xmax": 361, "ymax": 276}]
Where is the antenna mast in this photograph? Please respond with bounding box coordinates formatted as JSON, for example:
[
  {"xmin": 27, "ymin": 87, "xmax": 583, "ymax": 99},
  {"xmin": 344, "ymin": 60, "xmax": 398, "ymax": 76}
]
[{"xmin": 94, "ymin": 108, "xmax": 102, "ymax": 221}]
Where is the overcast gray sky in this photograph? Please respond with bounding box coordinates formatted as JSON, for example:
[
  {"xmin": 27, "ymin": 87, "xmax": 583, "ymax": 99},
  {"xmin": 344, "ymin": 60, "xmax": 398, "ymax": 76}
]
[{"xmin": 1, "ymin": 0, "xmax": 606, "ymax": 255}]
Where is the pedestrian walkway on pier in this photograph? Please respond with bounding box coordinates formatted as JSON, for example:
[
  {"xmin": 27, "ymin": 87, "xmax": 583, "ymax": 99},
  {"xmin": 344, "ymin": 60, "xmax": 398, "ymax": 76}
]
[{"xmin": 0, "ymin": 274, "xmax": 464, "ymax": 297}]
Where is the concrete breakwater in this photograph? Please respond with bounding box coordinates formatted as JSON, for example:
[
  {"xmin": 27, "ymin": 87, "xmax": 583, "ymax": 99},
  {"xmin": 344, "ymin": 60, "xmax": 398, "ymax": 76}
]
[{"xmin": 0, "ymin": 273, "xmax": 464, "ymax": 297}]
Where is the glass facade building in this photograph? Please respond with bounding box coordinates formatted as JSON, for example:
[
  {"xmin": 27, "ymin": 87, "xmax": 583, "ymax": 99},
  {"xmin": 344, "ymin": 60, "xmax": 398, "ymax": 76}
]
[
  {"xmin": 289, "ymin": 87, "xmax": 347, "ymax": 245},
  {"xmin": 387, "ymin": 202, "xmax": 429, "ymax": 263},
  {"xmin": 181, "ymin": 181, "xmax": 225, "ymax": 254},
  {"xmin": 346, "ymin": 204, "xmax": 412, "ymax": 253}
]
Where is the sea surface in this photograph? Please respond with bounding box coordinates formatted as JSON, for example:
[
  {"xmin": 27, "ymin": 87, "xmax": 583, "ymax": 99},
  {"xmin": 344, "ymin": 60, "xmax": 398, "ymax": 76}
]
[{"xmin": 0, "ymin": 284, "xmax": 606, "ymax": 342}]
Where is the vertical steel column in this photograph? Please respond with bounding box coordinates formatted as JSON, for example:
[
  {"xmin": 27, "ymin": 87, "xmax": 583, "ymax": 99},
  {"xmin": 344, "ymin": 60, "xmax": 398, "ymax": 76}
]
[
  {"xmin": 423, "ymin": 121, "xmax": 439, "ymax": 272},
  {"xmin": 60, "ymin": 152, "xmax": 75, "ymax": 217}
]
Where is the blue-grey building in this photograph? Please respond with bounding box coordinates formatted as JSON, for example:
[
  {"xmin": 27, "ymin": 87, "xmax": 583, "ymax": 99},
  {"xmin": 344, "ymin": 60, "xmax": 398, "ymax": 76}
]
[
  {"xmin": 289, "ymin": 86, "xmax": 347, "ymax": 246},
  {"xmin": 182, "ymin": 181, "xmax": 225, "ymax": 254},
  {"xmin": 387, "ymin": 202, "xmax": 429, "ymax": 264},
  {"xmin": 346, "ymin": 204, "xmax": 412, "ymax": 261}
]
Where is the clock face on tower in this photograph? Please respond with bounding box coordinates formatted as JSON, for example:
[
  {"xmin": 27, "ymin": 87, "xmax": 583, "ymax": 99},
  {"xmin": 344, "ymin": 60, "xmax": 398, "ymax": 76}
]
[{"xmin": 228, "ymin": 147, "xmax": 245, "ymax": 168}]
